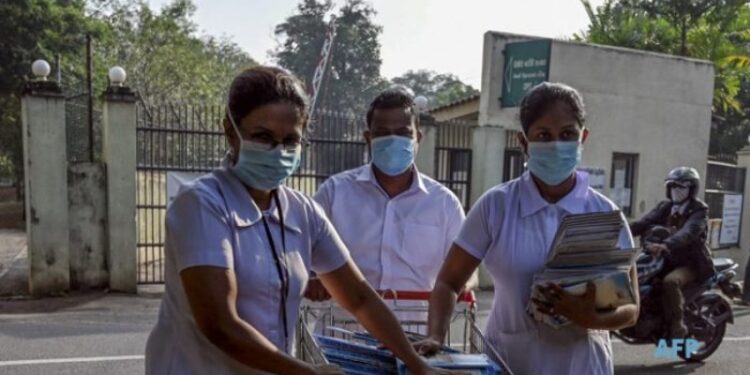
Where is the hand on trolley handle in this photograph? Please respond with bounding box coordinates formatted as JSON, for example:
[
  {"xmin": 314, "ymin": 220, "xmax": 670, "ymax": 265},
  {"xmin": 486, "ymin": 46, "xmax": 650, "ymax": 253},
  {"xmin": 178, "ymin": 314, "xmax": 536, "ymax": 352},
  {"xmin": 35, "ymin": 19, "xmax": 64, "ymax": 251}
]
[
  {"xmin": 413, "ymin": 336, "xmax": 444, "ymax": 356},
  {"xmin": 300, "ymin": 289, "xmax": 477, "ymax": 375}
]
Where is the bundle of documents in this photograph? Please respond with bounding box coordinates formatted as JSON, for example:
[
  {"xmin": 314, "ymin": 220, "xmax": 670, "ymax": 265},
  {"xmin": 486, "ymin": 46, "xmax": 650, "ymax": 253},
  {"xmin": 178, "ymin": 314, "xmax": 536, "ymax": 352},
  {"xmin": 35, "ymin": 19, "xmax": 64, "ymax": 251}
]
[
  {"xmin": 315, "ymin": 330, "xmax": 504, "ymax": 374},
  {"xmin": 527, "ymin": 211, "xmax": 639, "ymax": 328},
  {"xmin": 398, "ymin": 353, "xmax": 503, "ymax": 375},
  {"xmin": 315, "ymin": 334, "xmax": 398, "ymax": 374}
]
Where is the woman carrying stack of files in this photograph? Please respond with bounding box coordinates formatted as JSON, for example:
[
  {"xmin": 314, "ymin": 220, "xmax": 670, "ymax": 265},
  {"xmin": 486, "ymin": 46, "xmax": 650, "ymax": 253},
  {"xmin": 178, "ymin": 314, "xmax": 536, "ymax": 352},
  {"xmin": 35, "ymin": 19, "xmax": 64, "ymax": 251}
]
[{"xmin": 415, "ymin": 82, "xmax": 640, "ymax": 375}]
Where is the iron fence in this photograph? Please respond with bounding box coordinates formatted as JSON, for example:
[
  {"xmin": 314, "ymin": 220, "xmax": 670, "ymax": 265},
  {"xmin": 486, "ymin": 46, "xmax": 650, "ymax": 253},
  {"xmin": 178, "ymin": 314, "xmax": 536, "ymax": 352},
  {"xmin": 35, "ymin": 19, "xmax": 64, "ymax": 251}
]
[
  {"xmin": 135, "ymin": 105, "xmax": 474, "ymax": 284},
  {"xmin": 135, "ymin": 103, "xmax": 226, "ymax": 284},
  {"xmin": 435, "ymin": 119, "xmax": 474, "ymax": 209},
  {"xmin": 64, "ymin": 83, "xmax": 102, "ymax": 162},
  {"xmin": 135, "ymin": 104, "xmax": 367, "ymax": 284}
]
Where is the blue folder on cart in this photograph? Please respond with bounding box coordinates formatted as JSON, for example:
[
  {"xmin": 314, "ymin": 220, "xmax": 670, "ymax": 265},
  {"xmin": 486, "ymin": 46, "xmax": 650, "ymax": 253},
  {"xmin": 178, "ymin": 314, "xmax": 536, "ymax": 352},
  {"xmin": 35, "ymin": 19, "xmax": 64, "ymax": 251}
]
[
  {"xmin": 314, "ymin": 330, "xmax": 503, "ymax": 375},
  {"xmin": 397, "ymin": 353, "xmax": 502, "ymax": 375}
]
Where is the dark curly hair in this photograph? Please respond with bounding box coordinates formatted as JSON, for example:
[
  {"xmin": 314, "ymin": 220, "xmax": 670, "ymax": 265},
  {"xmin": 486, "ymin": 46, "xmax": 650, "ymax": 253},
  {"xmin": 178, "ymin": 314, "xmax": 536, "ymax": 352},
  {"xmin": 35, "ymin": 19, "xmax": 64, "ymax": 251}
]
[
  {"xmin": 519, "ymin": 82, "xmax": 586, "ymax": 134},
  {"xmin": 226, "ymin": 66, "xmax": 309, "ymax": 126}
]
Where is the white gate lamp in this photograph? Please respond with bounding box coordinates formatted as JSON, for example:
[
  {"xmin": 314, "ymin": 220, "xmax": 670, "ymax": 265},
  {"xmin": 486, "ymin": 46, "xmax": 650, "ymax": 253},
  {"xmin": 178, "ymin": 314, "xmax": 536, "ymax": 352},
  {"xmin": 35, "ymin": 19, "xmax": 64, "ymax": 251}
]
[
  {"xmin": 414, "ymin": 95, "xmax": 429, "ymax": 112},
  {"xmin": 31, "ymin": 59, "xmax": 51, "ymax": 81},
  {"xmin": 109, "ymin": 66, "xmax": 127, "ymax": 87}
]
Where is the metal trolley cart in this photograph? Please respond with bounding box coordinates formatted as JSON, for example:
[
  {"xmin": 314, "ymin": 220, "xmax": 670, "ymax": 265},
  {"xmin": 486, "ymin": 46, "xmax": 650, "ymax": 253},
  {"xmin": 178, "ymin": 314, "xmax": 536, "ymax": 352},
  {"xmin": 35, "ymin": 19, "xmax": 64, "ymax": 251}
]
[{"xmin": 296, "ymin": 290, "xmax": 513, "ymax": 374}]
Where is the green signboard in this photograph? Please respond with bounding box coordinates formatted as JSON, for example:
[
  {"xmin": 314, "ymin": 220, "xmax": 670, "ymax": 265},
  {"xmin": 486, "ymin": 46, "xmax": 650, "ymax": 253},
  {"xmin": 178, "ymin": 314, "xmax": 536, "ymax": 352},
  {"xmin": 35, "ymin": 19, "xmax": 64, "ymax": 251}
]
[{"xmin": 501, "ymin": 39, "xmax": 551, "ymax": 107}]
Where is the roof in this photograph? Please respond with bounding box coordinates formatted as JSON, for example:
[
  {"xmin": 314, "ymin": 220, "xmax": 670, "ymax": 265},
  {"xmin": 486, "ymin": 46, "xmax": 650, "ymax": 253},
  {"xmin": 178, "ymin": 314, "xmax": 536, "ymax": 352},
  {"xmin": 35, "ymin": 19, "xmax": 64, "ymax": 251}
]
[
  {"xmin": 428, "ymin": 93, "xmax": 481, "ymax": 114},
  {"xmin": 486, "ymin": 30, "xmax": 714, "ymax": 67}
]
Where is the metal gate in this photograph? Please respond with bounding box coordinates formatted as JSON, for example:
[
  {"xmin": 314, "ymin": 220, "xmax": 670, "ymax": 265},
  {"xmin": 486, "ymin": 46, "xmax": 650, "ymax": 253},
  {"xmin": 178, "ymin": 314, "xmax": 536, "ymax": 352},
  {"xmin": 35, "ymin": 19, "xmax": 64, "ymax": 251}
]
[
  {"xmin": 435, "ymin": 120, "xmax": 473, "ymax": 209},
  {"xmin": 135, "ymin": 104, "xmax": 366, "ymax": 284}
]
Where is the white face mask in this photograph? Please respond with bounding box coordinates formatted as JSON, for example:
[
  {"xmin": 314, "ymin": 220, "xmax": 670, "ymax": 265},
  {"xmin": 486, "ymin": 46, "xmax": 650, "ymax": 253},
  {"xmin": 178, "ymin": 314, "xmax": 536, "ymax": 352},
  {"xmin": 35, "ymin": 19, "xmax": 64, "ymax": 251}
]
[{"xmin": 670, "ymin": 186, "xmax": 690, "ymax": 203}]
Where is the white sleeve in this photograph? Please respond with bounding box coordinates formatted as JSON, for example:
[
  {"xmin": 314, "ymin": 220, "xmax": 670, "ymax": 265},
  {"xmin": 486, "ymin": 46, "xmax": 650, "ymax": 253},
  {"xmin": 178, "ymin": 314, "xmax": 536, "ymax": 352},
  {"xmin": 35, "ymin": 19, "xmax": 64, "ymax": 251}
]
[
  {"xmin": 313, "ymin": 179, "xmax": 334, "ymax": 219},
  {"xmin": 454, "ymin": 190, "xmax": 502, "ymax": 261},
  {"xmin": 309, "ymin": 198, "xmax": 351, "ymax": 274},
  {"xmin": 166, "ymin": 188, "xmax": 234, "ymax": 272},
  {"xmin": 444, "ymin": 194, "xmax": 466, "ymax": 258}
]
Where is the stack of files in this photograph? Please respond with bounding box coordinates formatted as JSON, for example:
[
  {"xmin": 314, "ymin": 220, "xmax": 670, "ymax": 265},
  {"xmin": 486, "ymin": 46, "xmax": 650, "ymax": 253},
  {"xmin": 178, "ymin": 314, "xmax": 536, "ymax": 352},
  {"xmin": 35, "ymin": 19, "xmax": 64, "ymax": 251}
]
[
  {"xmin": 527, "ymin": 211, "xmax": 639, "ymax": 328},
  {"xmin": 397, "ymin": 353, "xmax": 503, "ymax": 375},
  {"xmin": 316, "ymin": 330, "xmax": 498, "ymax": 374},
  {"xmin": 315, "ymin": 334, "xmax": 397, "ymax": 374}
]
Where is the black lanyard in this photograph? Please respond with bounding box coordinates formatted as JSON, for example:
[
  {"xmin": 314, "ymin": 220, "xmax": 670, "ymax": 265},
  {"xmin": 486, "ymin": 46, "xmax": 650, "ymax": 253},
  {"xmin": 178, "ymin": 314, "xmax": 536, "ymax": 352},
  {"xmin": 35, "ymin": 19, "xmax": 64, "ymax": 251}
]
[{"xmin": 259, "ymin": 190, "xmax": 290, "ymax": 347}]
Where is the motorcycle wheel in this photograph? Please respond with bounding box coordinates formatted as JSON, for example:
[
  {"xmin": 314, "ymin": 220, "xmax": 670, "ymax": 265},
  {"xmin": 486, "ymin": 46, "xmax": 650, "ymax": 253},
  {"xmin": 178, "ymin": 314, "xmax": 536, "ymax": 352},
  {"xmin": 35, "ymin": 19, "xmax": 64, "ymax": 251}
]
[{"xmin": 678, "ymin": 300, "xmax": 727, "ymax": 362}]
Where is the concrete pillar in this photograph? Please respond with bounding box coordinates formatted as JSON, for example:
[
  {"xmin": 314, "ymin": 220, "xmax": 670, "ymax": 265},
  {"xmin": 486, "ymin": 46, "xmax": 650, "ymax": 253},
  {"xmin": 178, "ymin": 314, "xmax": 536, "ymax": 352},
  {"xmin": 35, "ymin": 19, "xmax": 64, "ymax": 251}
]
[
  {"xmin": 21, "ymin": 72, "xmax": 70, "ymax": 296},
  {"xmin": 470, "ymin": 125, "xmax": 506, "ymax": 205},
  {"xmin": 469, "ymin": 125, "xmax": 506, "ymax": 290},
  {"xmin": 68, "ymin": 162, "xmax": 108, "ymax": 289},
  {"xmin": 102, "ymin": 82, "xmax": 138, "ymax": 293},
  {"xmin": 416, "ymin": 115, "xmax": 437, "ymax": 178},
  {"xmin": 735, "ymin": 147, "xmax": 750, "ymax": 281}
]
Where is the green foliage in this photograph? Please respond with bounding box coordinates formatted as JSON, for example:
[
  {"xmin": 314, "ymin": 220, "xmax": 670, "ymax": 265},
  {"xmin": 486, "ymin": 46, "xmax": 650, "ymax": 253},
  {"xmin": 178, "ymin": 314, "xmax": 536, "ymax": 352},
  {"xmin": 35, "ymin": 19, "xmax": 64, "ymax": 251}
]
[
  {"xmin": 575, "ymin": 1, "xmax": 679, "ymax": 53},
  {"xmin": 274, "ymin": 0, "xmax": 477, "ymax": 114},
  {"xmin": 577, "ymin": 0, "xmax": 750, "ymax": 155},
  {"xmin": 0, "ymin": 0, "xmax": 97, "ymax": 188},
  {"xmin": 92, "ymin": 0, "xmax": 257, "ymax": 105},
  {"xmin": 0, "ymin": 0, "xmax": 256, "ymax": 185},
  {"xmin": 391, "ymin": 69, "xmax": 479, "ymax": 108},
  {"xmin": 274, "ymin": 0, "xmax": 385, "ymax": 113}
]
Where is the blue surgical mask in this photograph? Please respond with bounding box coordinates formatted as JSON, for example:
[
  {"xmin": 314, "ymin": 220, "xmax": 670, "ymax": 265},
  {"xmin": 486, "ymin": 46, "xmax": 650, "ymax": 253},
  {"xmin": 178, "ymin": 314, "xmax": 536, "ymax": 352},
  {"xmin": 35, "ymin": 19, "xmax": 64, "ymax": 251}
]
[
  {"xmin": 526, "ymin": 141, "xmax": 582, "ymax": 186},
  {"xmin": 227, "ymin": 112, "xmax": 301, "ymax": 191},
  {"xmin": 371, "ymin": 135, "xmax": 415, "ymax": 176}
]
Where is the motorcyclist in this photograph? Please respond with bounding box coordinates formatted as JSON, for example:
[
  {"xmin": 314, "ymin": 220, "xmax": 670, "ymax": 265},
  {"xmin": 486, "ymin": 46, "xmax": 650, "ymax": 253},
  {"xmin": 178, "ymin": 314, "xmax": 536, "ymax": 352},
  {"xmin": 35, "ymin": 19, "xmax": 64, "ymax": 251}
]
[{"xmin": 630, "ymin": 167, "xmax": 715, "ymax": 338}]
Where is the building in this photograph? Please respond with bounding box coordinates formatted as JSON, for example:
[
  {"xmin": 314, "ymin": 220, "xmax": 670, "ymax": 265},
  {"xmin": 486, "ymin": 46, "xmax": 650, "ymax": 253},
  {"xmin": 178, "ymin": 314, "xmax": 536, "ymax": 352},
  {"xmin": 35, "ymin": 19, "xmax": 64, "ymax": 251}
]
[{"xmin": 433, "ymin": 31, "xmax": 715, "ymax": 223}]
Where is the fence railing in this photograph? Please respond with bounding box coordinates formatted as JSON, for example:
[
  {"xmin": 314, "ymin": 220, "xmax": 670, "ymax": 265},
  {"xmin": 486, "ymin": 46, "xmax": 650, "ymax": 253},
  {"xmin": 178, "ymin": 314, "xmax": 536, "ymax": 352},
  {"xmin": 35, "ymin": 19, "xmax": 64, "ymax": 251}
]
[
  {"xmin": 435, "ymin": 119, "xmax": 474, "ymax": 209},
  {"xmin": 134, "ymin": 104, "xmax": 369, "ymax": 283},
  {"xmin": 133, "ymin": 104, "xmax": 475, "ymax": 283}
]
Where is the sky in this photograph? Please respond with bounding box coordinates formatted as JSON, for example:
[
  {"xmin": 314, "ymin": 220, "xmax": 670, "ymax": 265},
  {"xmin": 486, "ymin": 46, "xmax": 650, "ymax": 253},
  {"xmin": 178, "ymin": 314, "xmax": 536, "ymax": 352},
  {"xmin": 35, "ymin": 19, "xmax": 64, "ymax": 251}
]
[{"xmin": 146, "ymin": 0, "xmax": 606, "ymax": 88}]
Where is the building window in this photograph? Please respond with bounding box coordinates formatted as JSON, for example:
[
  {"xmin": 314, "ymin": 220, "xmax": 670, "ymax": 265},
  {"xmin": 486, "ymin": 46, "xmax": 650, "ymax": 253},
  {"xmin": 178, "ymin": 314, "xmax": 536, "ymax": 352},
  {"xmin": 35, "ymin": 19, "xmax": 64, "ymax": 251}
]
[
  {"xmin": 610, "ymin": 153, "xmax": 638, "ymax": 217},
  {"xmin": 435, "ymin": 148, "xmax": 472, "ymax": 209}
]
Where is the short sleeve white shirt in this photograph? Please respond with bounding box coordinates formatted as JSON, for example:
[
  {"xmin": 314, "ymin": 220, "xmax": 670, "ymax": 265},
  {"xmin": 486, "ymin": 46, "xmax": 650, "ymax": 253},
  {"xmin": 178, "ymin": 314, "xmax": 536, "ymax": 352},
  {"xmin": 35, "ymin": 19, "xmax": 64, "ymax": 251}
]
[
  {"xmin": 314, "ymin": 164, "xmax": 465, "ymax": 291},
  {"xmin": 145, "ymin": 160, "xmax": 350, "ymax": 375},
  {"xmin": 455, "ymin": 171, "xmax": 634, "ymax": 375}
]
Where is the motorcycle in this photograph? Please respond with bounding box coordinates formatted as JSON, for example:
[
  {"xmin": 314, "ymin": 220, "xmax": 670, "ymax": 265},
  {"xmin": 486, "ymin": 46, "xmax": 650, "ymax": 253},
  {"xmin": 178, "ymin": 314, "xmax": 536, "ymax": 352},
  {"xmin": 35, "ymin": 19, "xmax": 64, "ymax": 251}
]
[{"xmin": 612, "ymin": 226, "xmax": 739, "ymax": 362}]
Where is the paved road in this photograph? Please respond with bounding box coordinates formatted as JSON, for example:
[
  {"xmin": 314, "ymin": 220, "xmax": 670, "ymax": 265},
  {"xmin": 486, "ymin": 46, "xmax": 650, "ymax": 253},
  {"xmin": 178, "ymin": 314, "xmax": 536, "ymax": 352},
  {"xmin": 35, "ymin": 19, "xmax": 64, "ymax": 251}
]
[{"xmin": 1, "ymin": 290, "xmax": 748, "ymax": 375}]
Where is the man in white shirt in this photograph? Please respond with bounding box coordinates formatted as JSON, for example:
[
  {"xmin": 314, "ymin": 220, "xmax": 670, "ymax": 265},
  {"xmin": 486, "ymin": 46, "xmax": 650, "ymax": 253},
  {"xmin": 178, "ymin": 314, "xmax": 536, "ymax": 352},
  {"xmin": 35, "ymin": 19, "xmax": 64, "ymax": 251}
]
[{"xmin": 305, "ymin": 89, "xmax": 469, "ymax": 304}]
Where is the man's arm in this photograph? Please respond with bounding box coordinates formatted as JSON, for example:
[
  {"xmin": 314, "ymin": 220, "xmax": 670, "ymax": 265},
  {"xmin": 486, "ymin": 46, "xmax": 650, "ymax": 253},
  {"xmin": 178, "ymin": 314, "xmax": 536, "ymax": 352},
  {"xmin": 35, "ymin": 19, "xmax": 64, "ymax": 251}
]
[{"xmin": 630, "ymin": 201, "xmax": 668, "ymax": 236}]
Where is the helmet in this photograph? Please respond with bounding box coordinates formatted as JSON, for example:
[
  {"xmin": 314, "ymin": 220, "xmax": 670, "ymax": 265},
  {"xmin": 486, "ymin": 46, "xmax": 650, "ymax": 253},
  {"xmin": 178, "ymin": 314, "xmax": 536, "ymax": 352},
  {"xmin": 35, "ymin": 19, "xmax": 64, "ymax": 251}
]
[{"xmin": 665, "ymin": 166, "xmax": 700, "ymax": 201}]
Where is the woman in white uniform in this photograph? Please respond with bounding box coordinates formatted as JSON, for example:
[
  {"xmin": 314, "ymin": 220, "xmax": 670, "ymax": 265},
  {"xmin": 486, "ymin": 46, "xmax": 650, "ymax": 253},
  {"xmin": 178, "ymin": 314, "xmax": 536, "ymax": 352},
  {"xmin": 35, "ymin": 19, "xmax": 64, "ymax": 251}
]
[
  {"xmin": 415, "ymin": 82, "xmax": 640, "ymax": 374},
  {"xmin": 145, "ymin": 66, "xmax": 453, "ymax": 375}
]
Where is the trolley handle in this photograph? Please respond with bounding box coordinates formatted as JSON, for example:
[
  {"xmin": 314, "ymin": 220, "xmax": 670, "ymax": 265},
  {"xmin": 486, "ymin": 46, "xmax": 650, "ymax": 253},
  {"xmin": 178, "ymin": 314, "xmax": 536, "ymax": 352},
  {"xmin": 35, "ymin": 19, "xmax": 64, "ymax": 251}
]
[{"xmin": 376, "ymin": 290, "xmax": 477, "ymax": 306}]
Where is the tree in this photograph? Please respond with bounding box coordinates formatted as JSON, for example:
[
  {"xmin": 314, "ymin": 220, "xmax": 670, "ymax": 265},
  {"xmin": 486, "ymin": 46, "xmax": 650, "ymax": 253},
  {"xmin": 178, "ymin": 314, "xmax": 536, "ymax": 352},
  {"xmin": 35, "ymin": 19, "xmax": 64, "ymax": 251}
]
[
  {"xmin": 627, "ymin": 0, "xmax": 730, "ymax": 56},
  {"xmin": 94, "ymin": 0, "xmax": 256, "ymax": 105},
  {"xmin": 0, "ymin": 0, "xmax": 98, "ymax": 191},
  {"xmin": 390, "ymin": 70, "xmax": 479, "ymax": 108},
  {"xmin": 578, "ymin": 0, "xmax": 750, "ymax": 111},
  {"xmin": 0, "ymin": 0, "xmax": 257, "ymax": 190},
  {"xmin": 273, "ymin": 0, "xmax": 385, "ymax": 114},
  {"xmin": 577, "ymin": 0, "xmax": 750, "ymax": 155},
  {"xmin": 577, "ymin": 1, "xmax": 679, "ymax": 52}
]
